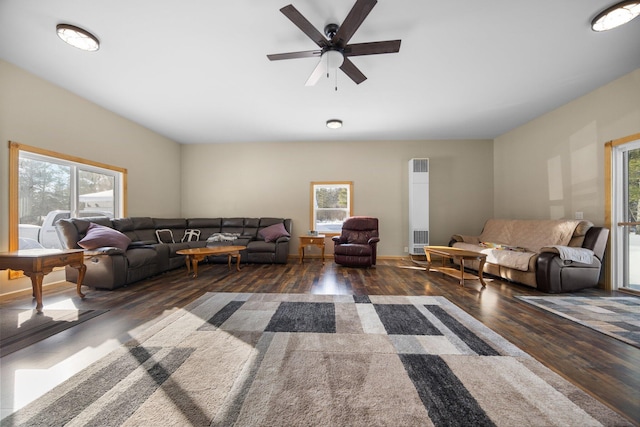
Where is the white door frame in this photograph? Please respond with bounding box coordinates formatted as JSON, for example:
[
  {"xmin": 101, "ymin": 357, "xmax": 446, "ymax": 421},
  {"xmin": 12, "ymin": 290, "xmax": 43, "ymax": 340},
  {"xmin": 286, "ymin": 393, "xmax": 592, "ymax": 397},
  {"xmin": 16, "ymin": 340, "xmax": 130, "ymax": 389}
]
[{"xmin": 606, "ymin": 133, "xmax": 640, "ymax": 290}]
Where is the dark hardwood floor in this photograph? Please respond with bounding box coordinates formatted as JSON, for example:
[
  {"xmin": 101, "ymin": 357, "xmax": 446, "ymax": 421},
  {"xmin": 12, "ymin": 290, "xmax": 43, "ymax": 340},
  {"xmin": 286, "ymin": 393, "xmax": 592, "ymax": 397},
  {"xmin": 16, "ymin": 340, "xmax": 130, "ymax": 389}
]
[{"xmin": 1, "ymin": 257, "xmax": 639, "ymax": 424}]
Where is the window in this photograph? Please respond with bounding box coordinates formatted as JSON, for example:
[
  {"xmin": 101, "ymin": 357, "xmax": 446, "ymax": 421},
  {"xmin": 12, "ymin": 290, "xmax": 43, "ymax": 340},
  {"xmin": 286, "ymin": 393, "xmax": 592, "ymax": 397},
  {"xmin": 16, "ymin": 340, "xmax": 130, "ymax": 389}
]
[
  {"xmin": 9, "ymin": 142, "xmax": 127, "ymax": 252},
  {"xmin": 310, "ymin": 181, "xmax": 353, "ymax": 234}
]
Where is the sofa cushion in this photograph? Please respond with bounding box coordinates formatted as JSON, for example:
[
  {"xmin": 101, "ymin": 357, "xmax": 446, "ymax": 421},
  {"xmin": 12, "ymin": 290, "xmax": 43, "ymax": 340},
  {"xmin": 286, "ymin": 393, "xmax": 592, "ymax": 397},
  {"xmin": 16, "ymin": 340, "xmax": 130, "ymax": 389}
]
[
  {"xmin": 479, "ymin": 219, "xmax": 587, "ymax": 253},
  {"xmin": 259, "ymin": 222, "xmax": 290, "ymax": 242},
  {"xmin": 453, "ymin": 242, "xmax": 536, "ymax": 272},
  {"xmin": 78, "ymin": 223, "xmax": 131, "ymax": 251},
  {"xmin": 334, "ymin": 243, "xmax": 372, "ymax": 257}
]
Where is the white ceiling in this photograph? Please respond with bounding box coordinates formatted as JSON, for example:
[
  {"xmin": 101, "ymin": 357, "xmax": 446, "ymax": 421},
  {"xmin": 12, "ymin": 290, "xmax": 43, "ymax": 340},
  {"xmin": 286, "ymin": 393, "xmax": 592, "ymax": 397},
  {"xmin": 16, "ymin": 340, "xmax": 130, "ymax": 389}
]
[{"xmin": 1, "ymin": 0, "xmax": 639, "ymax": 144}]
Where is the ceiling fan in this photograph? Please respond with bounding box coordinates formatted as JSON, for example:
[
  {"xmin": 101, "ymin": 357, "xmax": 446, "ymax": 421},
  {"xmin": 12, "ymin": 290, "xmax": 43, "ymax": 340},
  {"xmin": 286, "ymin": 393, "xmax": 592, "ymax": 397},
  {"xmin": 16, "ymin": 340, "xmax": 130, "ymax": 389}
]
[{"xmin": 267, "ymin": 0, "xmax": 401, "ymax": 86}]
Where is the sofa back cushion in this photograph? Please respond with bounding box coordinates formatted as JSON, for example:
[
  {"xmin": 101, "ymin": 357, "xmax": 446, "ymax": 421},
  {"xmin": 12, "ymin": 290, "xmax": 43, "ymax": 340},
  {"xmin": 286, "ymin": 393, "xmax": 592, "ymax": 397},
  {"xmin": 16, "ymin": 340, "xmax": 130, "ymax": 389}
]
[
  {"xmin": 131, "ymin": 217, "xmax": 156, "ymax": 242},
  {"xmin": 153, "ymin": 218, "xmax": 187, "ymax": 242},
  {"xmin": 480, "ymin": 219, "xmax": 593, "ymax": 253},
  {"xmin": 112, "ymin": 217, "xmax": 138, "ymax": 241},
  {"xmin": 187, "ymin": 218, "xmax": 222, "ymax": 241},
  {"xmin": 341, "ymin": 217, "xmax": 379, "ymax": 245},
  {"xmin": 243, "ymin": 218, "xmax": 260, "ymax": 238},
  {"xmin": 221, "ymin": 218, "xmax": 245, "ymax": 235}
]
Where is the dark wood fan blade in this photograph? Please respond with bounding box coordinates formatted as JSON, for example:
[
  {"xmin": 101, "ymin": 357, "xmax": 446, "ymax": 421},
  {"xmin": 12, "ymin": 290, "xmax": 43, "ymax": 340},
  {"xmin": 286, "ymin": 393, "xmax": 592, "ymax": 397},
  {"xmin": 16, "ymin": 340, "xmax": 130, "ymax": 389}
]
[
  {"xmin": 343, "ymin": 40, "xmax": 401, "ymax": 57},
  {"xmin": 340, "ymin": 57, "xmax": 367, "ymax": 84},
  {"xmin": 267, "ymin": 50, "xmax": 322, "ymax": 61},
  {"xmin": 280, "ymin": 4, "xmax": 328, "ymax": 48},
  {"xmin": 333, "ymin": 0, "xmax": 377, "ymax": 47}
]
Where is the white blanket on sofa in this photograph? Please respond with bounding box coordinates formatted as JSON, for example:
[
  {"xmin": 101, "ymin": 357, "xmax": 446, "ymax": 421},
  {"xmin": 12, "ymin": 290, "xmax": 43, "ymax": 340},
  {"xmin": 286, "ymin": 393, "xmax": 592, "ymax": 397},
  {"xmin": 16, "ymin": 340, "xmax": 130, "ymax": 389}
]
[{"xmin": 546, "ymin": 246, "xmax": 594, "ymax": 264}]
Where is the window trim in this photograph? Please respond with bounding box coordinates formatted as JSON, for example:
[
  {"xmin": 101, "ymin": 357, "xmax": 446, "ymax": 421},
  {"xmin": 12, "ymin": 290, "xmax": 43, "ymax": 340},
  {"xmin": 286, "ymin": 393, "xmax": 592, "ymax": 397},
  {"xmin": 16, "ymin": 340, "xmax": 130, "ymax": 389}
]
[
  {"xmin": 309, "ymin": 181, "xmax": 353, "ymax": 236},
  {"xmin": 8, "ymin": 141, "xmax": 127, "ymax": 277}
]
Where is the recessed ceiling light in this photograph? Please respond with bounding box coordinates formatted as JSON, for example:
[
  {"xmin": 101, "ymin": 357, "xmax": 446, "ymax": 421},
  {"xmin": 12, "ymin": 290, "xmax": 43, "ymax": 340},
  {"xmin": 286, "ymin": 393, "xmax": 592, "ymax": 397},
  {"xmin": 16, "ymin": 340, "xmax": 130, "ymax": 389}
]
[
  {"xmin": 592, "ymin": 1, "xmax": 640, "ymax": 31},
  {"xmin": 326, "ymin": 119, "xmax": 343, "ymax": 129},
  {"xmin": 56, "ymin": 24, "xmax": 100, "ymax": 51}
]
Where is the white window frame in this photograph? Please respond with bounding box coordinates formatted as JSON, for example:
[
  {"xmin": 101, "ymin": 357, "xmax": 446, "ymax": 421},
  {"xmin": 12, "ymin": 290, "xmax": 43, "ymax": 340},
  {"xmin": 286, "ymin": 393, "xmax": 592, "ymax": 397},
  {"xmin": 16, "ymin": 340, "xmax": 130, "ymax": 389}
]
[{"xmin": 309, "ymin": 181, "xmax": 353, "ymax": 236}]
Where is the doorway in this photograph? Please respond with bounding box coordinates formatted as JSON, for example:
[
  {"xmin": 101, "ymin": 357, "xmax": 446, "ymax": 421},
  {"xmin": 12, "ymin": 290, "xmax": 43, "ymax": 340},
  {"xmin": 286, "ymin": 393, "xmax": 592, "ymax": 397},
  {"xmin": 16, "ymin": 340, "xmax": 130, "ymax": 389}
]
[{"xmin": 607, "ymin": 133, "xmax": 640, "ymax": 292}]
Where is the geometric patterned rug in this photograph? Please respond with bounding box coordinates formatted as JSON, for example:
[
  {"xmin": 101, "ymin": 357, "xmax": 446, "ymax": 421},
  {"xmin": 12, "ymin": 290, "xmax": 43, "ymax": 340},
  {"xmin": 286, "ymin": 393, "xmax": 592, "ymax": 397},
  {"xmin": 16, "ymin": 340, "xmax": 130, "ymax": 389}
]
[
  {"xmin": 3, "ymin": 293, "xmax": 632, "ymax": 426},
  {"xmin": 517, "ymin": 296, "xmax": 640, "ymax": 349}
]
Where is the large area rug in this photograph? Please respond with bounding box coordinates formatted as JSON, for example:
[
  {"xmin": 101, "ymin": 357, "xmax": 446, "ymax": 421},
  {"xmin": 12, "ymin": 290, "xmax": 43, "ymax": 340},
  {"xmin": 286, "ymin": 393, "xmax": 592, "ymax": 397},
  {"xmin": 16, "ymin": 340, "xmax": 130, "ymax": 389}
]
[
  {"xmin": 517, "ymin": 296, "xmax": 640, "ymax": 349},
  {"xmin": 2, "ymin": 293, "xmax": 631, "ymax": 426},
  {"xmin": 0, "ymin": 308, "xmax": 108, "ymax": 357}
]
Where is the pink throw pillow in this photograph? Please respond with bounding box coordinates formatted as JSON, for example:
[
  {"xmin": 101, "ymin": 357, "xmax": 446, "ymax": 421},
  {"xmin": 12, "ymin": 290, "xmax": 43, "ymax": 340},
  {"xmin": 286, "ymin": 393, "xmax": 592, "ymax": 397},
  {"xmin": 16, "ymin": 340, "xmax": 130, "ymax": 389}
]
[
  {"xmin": 259, "ymin": 223, "xmax": 290, "ymax": 243},
  {"xmin": 78, "ymin": 222, "xmax": 131, "ymax": 251}
]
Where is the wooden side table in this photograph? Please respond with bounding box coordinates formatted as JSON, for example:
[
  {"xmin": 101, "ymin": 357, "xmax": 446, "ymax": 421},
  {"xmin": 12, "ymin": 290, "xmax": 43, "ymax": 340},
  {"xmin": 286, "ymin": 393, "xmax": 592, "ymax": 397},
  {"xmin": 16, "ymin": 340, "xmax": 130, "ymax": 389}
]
[
  {"xmin": 299, "ymin": 235, "xmax": 326, "ymax": 263},
  {"xmin": 0, "ymin": 249, "xmax": 86, "ymax": 312}
]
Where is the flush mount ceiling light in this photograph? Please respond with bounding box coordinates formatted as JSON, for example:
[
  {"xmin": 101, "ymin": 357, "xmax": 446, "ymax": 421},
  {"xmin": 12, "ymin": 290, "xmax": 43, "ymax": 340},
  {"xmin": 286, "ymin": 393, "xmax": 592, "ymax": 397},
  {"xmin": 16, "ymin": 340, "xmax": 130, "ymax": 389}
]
[
  {"xmin": 592, "ymin": 1, "xmax": 640, "ymax": 31},
  {"xmin": 56, "ymin": 24, "xmax": 100, "ymax": 51},
  {"xmin": 326, "ymin": 119, "xmax": 343, "ymax": 129}
]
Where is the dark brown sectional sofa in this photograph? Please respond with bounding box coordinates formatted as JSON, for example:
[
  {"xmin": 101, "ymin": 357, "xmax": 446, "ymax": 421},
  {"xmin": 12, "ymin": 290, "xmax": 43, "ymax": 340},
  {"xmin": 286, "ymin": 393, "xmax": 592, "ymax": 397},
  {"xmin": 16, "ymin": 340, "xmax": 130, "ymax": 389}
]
[{"xmin": 56, "ymin": 216, "xmax": 292, "ymax": 290}]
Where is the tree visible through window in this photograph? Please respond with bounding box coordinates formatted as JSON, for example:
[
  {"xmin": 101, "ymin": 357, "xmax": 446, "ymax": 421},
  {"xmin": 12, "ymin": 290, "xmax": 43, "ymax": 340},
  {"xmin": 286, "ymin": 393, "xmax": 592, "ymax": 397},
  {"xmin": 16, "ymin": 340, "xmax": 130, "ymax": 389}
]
[{"xmin": 310, "ymin": 181, "xmax": 353, "ymax": 234}]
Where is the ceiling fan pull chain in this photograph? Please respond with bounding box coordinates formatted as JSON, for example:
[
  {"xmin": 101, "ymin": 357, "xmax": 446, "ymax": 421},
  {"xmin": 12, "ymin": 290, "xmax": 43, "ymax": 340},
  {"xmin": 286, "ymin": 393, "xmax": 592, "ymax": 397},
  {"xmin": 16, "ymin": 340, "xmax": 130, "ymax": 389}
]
[
  {"xmin": 326, "ymin": 52, "xmax": 330, "ymax": 79},
  {"xmin": 335, "ymin": 70, "xmax": 338, "ymax": 92}
]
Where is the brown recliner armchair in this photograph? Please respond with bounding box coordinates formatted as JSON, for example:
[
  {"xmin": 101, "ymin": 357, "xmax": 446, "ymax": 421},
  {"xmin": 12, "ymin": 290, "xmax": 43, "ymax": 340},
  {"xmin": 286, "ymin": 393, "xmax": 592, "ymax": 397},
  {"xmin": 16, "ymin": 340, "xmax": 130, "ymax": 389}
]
[{"xmin": 332, "ymin": 217, "xmax": 380, "ymax": 267}]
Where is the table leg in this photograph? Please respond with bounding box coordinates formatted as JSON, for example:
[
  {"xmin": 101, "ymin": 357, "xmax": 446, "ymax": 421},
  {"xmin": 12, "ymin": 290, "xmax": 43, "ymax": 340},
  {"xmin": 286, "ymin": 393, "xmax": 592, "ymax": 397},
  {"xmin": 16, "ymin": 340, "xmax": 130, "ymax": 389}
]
[
  {"xmin": 235, "ymin": 253, "xmax": 241, "ymax": 271},
  {"xmin": 459, "ymin": 258, "xmax": 465, "ymax": 286},
  {"xmin": 425, "ymin": 251, "xmax": 432, "ymax": 271},
  {"xmin": 477, "ymin": 257, "xmax": 487, "ymax": 288},
  {"xmin": 321, "ymin": 245, "xmax": 325, "ymax": 263},
  {"xmin": 184, "ymin": 256, "xmax": 191, "ymax": 276},
  {"xmin": 74, "ymin": 263, "xmax": 87, "ymax": 298},
  {"xmin": 299, "ymin": 246, "xmax": 305, "ymax": 264},
  {"xmin": 192, "ymin": 257, "xmax": 200, "ymax": 278},
  {"xmin": 227, "ymin": 254, "xmax": 232, "ymax": 270},
  {"xmin": 28, "ymin": 273, "xmax": 44, "ymax": 312}
]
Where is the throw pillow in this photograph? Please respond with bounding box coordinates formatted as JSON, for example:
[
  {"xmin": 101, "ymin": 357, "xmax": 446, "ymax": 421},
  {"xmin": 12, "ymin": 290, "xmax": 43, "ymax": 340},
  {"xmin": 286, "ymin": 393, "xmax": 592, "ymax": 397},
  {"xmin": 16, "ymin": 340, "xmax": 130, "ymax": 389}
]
[
  {"xmin": 155, "ymin": 229, "xmax": 175, "ymax": 244},
  {"xmin": 259, "ymin": 223, "xmax": 290, "ymax": 243},
  {"xmin": 78, "ymin": 223, "xmax": 131, "ymax": 251}
]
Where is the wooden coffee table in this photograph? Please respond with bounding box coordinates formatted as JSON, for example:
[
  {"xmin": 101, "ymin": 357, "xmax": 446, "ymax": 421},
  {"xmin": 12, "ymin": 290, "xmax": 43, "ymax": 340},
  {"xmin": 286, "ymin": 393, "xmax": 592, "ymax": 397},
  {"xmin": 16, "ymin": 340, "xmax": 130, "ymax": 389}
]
[
  {"xmin": 176, "ymin": 246, "xmax": 246, "ymax": 278},
  {"xmin": 423, "ymin": 246, "xmax": 487, "ymax": 287}
]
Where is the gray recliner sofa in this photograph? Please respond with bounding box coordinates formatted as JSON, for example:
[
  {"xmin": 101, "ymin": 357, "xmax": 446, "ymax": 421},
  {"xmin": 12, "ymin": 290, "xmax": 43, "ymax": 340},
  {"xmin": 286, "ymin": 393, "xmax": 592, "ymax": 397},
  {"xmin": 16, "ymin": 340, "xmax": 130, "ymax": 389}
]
[{"xmin": 56, "ymin": 216, "xmax": 292, "ymax": 290}]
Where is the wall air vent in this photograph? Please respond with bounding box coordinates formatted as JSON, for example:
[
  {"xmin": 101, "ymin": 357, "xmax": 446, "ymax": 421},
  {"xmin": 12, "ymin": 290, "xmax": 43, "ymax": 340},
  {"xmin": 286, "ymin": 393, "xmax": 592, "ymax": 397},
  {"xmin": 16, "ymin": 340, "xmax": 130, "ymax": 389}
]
[{"xmin": 408, "ymin": 158, "xmax": 429, "ymax": 255}]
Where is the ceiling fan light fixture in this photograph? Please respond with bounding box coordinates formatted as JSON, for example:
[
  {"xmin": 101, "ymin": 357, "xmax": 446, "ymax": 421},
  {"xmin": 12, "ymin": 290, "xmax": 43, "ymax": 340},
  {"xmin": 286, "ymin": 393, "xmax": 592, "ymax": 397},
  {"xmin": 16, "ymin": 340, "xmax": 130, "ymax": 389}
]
[
  {"xmin": 56, "ymin": 24, "xmax": 100, "ymax": 51},
  {"xmin": 326, "ymin": 119, "xmax": 343, "ymax": 129},
  {"xmin": 591, "ymin": 1, "xmax": 640, "ymax": 31},
  {"xmin": 324, "ymin": 49, "xmax": 344, "ymax": 68}
]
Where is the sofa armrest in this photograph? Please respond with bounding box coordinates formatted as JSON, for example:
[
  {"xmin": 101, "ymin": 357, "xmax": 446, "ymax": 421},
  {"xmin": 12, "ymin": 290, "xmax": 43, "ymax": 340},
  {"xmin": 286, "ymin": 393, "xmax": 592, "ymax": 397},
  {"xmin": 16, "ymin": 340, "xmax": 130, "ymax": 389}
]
[
  {"xmin": 275, "ymin": 236, "xmax": 291, "ymax": 243},
  {"xmin": 83, "ymin": 247, "xmax": 126, "ymax": 256},
  {"xmin": 332, "ymin": 236, "xmax": 347, "ymax": 244},
  {"xmin": 540, "ymin": 246, "xmax": 594, "ymax": 264},
  {"xmin": 449, "ymin": 234, "xmax": 480, "ymax": 245},
  {"xmin": 368, "ymin": 237, "xmax": 380, "ymax": 245},
  {"xmin": 536, "ymin": 252, "xmax": 602, "ymax": 293}
]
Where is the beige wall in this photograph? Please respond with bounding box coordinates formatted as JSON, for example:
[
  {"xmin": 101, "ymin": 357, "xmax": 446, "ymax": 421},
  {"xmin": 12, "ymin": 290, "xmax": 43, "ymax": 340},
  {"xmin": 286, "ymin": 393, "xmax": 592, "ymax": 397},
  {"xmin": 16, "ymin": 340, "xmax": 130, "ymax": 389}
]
[
  {"xmin": 0, "ymin": 60, "xmax": 182, "ymax": 294},
  {"xmin": 494, "ymin": 68, "xmax": 640, "ymax": 225},
  {"xmin": 180, "ymin": 140, "xmax": 494, "ymax": 257}
]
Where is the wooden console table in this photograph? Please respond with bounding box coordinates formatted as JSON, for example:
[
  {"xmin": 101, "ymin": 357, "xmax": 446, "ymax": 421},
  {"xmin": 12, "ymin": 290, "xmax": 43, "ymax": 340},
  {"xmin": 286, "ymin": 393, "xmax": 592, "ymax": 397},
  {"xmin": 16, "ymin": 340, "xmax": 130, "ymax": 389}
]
[
  {"xmin": 423, "ymin": 246, "xmax": 487, "ymax": 288},
  {"xmin": 299, "ymin": 235, "xmax": 326, "ymax": 263},
  {"xmin": 0, "ymin": 249, "xmax": 86, "ymax": 312}
]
